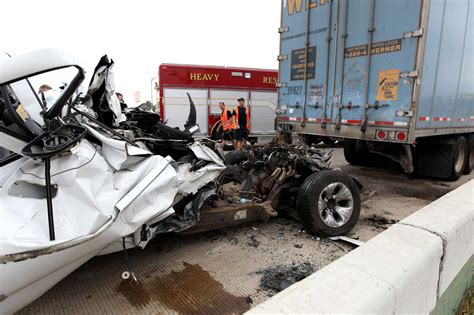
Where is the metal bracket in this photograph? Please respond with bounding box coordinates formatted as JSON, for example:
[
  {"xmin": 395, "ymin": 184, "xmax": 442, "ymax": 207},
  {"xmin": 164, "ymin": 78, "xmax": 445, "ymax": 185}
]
[
  {"xmin": 276, "ymin": 108, "xmax": 286, "ymax": 114},
  {"xmin": 395, "ymin": 110, "xmax": 414, "ymax": 117},
  {"xmin": 308, "ymin": 102, "xmax": 324, "ymax": 109},
  {"xmin": 335, "ymin": 102, "xmax": 361, "ymax": 129},
  {"xmin": 403, "ymin": 28, "xmax": 423, "ymax": 39},
  {"xmin": 400, "ymin": 70, "xmax": 419, "ymax": 78},
  {"xmin": 277, "ymin": 54, "xmax": 288, "ymax": 61},
  {"xmin": 364, "ymin": 102, "xmax": 389, "ymax": 110},
  {"xmin": 361, "ymin": 101, "xmax": 389, "ymax": 131},
  {"xmin": 289, "ymin": 102, "xmax": 302, "ymax": 109},
  {"xmin": 276, "ymin": 82, "xmax": 287, "ymax": 88},
  {"xmin": 338, "ymin": 103, "xmax": 361, "ymax": 110},
  {"xmin": 278, "ymin": 27, "xmax": 289, "ymax": 33}
]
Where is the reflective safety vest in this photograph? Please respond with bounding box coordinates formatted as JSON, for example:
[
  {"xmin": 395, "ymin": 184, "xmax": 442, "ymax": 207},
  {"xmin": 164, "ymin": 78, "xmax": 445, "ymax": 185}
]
[
  {"xmin": 220, "ymin": 108, "xmax": 232, "ymax": 131},
  {"xmin": 233, "ymin": 106, "xmax": 250, "ymax": 130}
]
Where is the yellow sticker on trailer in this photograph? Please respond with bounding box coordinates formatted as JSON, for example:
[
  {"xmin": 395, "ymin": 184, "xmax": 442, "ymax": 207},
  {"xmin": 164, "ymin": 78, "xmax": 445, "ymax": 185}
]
[{"xmin": 376, "ymin": 69, "xmax": 400, "ymax": 101}]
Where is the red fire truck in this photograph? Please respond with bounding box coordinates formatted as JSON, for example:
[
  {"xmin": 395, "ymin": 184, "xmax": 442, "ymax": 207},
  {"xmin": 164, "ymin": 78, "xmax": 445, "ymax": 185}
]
[{"xmin": 158, "ymin": 64, "xmax": 278, "ymax": 141}]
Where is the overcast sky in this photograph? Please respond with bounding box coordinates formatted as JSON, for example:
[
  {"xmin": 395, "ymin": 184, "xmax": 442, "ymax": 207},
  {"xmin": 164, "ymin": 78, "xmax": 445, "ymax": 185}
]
[{"xmin": 3, "ymin": 0, "xmax": 281, "ymax": 106}]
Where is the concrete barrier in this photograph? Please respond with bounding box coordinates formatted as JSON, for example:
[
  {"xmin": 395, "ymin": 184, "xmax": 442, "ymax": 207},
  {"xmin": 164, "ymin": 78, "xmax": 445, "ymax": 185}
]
[
  {"xmin": 248, "ymin": 180, "xmax": 474, "ymax": 314},
  {"xmin": 400, "ymin": 181, "xmax": 474, "ymax": 297}
]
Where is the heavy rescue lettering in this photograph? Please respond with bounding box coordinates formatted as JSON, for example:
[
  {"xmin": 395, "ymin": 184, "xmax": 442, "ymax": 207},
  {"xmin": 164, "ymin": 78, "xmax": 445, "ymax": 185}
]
[
  {"xmin": 288, "ymin": 0, "xmax": 332, "ymax": 15},
  {"xmin": 189, "ymin": 73, "xmax": 220, "ymax": 81},
  {"xmin": 263, "ymin": 76, "xmax": 278, "ymax": 85}
]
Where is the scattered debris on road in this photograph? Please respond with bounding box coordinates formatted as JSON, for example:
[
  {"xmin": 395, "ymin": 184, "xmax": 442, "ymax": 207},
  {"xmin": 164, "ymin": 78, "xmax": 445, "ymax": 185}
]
[
  {"xmin": 257, "ymin": 262, "xmax": 316, "ymax": 294},
  {"xmin": 364, "ymin": 215, "xmax": 399, "ymax": 229},
  {"xmin": 329, "ymin": 235, "xmax": 365, "ymax": 247}
]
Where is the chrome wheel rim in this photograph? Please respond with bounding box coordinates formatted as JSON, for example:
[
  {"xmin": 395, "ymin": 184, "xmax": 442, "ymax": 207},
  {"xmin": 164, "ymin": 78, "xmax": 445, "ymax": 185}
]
[
  {"xmin": 454, "ymin": 145, "xmax": 466, "ymax": 174},
  {"xmin": 318, "ymin": 182, "xmax": 354, "ymax": 228}
]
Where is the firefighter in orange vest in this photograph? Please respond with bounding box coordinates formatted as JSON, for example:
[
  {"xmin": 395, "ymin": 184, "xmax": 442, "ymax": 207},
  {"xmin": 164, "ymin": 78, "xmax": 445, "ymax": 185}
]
[
  {"xmin": 232, "ymin": 97, "xmax": 250, "ymax": 150},
  {"xmin": 219, "ymin": 101, "xmax": 234, "ymax": 148}
]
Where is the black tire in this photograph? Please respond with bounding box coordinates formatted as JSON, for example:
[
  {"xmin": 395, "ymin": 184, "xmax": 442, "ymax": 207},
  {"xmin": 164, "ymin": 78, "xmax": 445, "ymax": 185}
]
[
  {"xmin": 343, "ymin": 139, "xmax": 367, "ymax": 165},
  {"xmin": 463, "ymin": 134, "xmax": 473, "ymax": 175},
  {"xmin": 448, "ymin": 136, "xmax": 468, "ymax": 181},
  {"xmin": 296, "ymin": 170, "xmax": 361, "ymax": 236}
]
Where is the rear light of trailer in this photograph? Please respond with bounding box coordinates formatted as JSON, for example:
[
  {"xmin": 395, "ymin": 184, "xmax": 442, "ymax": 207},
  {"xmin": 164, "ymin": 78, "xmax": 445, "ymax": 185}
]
[
  {"xmin": 376, "ymin": 130, "xmax": 387, "ymax": 140},
  {"xmin": 396, "ymin": 132, "xmax": 407, "ymax": 141}
]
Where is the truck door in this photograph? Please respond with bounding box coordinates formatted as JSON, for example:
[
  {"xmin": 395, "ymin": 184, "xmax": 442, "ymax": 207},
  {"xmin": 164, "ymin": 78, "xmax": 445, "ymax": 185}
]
[
  {"xmin": 250, "ymin": 90, "xmax": 278, "ymax": 135},
  {"xmin": 334, "ymin": 0, "xmax": 422, "ymax": 130},
  {"xmin": 279, "ymin": 0, "xmax": 422, "ymax": 132}
]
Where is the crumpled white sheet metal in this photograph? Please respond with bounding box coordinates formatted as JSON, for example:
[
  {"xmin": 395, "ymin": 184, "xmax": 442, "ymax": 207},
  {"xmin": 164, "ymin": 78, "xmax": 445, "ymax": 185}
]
[
  {"xmin": 87, "ymin": 62, "xmax": 126, "ymax": 125},
  {"xmin": 177, "ymin": 163, "xmax": 225, "ymax": 195},
  {"xmin": 189, "ymin": 142, "xmax": 226, "ymax": 167},
  {"xmin": 84, "ymin": 124, "xmax": 152, "ymax": 170},
  {"xmin": 0, "ymin": 134, "xmax": 225, "ymax": 313},
  {"xmin": 0, "ymin": 140, "xmax": 176, "ymax": 256}
]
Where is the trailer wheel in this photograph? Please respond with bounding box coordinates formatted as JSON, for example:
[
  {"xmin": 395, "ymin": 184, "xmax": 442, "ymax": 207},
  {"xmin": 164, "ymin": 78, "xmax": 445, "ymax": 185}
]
[
  {"xmin": 343, "ymin": 139, "xmax": 368, "ymax": 165},
  {"xmin": 343, "ymin": 139, "xmax": 357, "ymax": 164},
  {"xmin": 463, "ymin": 134, "xmax": 473, "ymax": 175},
  {"xmin": 297, "ymin": 170, "xmax": 361, "ymax": 236},
  {"xmin": 449, "ymin": 136, "xmax": 468, "ymax": 180}
]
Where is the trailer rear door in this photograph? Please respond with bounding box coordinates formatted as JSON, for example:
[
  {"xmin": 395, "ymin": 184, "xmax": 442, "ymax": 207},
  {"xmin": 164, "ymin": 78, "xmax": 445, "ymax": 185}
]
[{"xmin": 279, "ymin": 0, "xmax": 423, "ymax": 134}]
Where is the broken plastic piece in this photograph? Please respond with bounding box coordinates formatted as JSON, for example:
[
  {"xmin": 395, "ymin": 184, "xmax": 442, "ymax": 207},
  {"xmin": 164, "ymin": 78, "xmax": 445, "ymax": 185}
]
[{"xmin": 329, "ymin": 236, "xmax": 365, "ymax": 247}]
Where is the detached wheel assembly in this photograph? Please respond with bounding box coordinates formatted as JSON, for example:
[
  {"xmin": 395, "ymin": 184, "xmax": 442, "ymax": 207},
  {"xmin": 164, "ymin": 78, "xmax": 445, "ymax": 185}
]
[{"xmin": 297, "ymin": 170, "xmax": 361, "ymax": 236}]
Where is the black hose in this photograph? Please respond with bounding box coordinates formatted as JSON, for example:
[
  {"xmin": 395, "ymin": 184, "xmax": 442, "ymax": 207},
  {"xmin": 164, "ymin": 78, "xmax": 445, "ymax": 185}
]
[{"xmin": 45, "ymin": 157, "xmax": 55, "ymax": 241}]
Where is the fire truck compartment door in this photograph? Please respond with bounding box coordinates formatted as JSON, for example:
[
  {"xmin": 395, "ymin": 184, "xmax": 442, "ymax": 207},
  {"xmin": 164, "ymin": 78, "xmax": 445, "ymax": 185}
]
[
  {"xmin": 163, "ymin": 88, "xmax": 207, "ymax": 135},
  {"xmin": 250, "ymin": 91, "xmax": 277, "ymax": 134},
  {"xmin": 209, "ymin": 89, "xmax": 249, "ymax": 115}
]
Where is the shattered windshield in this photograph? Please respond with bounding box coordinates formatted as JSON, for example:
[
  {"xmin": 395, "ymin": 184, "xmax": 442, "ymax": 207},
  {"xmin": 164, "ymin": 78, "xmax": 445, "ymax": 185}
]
[{"xmin": 26, "ymin": 66, "xmax": 81, "ymax": 114}]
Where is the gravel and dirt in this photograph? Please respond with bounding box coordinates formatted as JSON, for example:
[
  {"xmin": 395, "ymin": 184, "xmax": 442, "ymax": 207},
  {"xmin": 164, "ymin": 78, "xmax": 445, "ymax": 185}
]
[{"xmin": 17, "ymin": 144, "xmax": 474, "ymax": 314}]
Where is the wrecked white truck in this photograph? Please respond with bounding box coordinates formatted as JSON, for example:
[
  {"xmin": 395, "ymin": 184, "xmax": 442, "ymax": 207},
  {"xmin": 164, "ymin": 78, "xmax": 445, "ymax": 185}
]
[{"xmin": 0, "ymin": 49, "xmax": 361, "ymax": 313}]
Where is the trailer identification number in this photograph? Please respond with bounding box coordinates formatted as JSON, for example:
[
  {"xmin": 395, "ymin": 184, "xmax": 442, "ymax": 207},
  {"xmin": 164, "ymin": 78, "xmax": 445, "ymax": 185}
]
[
  {"xmin": 344, "ymin": 39, "xmax": 402, "ymax": 59},
  {"xmin": 286, "ymin": 86, "xmax": 303, "ymax": 95},
  {"xmin": 377, "ymin": 69, "xmax": 400, "ymax": 101}
]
